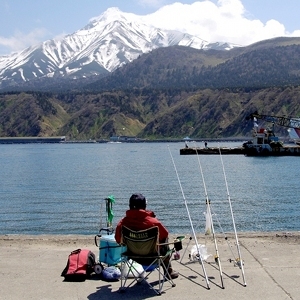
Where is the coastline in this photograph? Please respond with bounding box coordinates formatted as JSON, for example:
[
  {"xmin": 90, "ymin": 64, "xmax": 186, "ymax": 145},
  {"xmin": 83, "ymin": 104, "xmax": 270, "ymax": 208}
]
[
  {"xmin": 1, "ymin": 230, "xmax": 300, "ymax": 242},
  {"xmin": 1, "ymin": 232, "xmax": 299, "ymax": 300}
]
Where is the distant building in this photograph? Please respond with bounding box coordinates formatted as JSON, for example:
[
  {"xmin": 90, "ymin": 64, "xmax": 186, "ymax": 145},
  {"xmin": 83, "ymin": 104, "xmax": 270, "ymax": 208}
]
[{"xmin": 110, "ymin": 136, "xmax": 139, "ymax": 142}]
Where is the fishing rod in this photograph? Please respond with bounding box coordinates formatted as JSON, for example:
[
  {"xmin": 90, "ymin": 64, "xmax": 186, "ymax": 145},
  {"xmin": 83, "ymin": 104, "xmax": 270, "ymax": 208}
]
[
  {"xmin": 168, "ymin": 145, "xmax": 210, "ymax": 290},
  {"xmin": 218, "ymin": 145, "xmax": 247, "ymax": 287},
  {"xmin": 194, "ymin": 142, "xmax": 224, "ymax": 289}
]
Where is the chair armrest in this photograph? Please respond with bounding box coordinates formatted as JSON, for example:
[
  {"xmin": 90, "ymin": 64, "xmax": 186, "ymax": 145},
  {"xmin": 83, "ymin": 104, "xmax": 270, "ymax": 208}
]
[{"xmin": 157, "ymin": 236, "xmax": 185, "ymax": 251}]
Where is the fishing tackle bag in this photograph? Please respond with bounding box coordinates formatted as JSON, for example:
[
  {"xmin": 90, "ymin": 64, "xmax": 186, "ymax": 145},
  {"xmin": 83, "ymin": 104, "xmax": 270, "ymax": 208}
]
[{"xmin": 61, "ymin": 249, "xmax": 96, "ymax": 281}]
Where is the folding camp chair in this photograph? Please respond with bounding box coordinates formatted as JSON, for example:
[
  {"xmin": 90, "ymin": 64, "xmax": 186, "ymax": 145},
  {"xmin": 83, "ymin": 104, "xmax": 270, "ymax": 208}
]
[{"xmin": 119, "ymin": 226, "xmax": 178, "ymax": 295}]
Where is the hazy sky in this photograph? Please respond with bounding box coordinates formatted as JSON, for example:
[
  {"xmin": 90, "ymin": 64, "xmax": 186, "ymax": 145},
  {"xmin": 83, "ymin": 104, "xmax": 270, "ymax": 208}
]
[{"xmin": 0, "ymin": 0, "xmax": 299, "ymax": 55}]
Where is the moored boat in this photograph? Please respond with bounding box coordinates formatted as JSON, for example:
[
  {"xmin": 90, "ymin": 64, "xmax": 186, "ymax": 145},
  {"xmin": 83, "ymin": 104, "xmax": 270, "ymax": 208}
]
[
  {"xmin": 180, "ymin": 122, "xmax": 300, "ymax": 156},
  {"xmin": 243, "ymin": 127, "xmax": 300, "ymax": 156}
]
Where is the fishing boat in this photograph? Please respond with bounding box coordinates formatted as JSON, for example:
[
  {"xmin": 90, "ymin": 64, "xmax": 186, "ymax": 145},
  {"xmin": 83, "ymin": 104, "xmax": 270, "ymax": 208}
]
[
  {"xmin": 242, "ymin": 112, "xmax": 300, "ymax": 156},
  {"xmin": 242, "ymin": 126, "xmax": 300, "ymax": 156},
  {"xmin": 180, "ymin": 124, "xmax": 300, "ymax": 156},
  {"xmin": 181, "ymin": 111, "xmax": 300, "ymax": 156}
]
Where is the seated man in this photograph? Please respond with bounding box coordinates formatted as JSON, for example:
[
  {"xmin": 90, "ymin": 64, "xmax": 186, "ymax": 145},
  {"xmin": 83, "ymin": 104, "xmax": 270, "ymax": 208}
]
[{"xmin": 115, "ymin": 193, "xmax": 179, "ymax": 279}]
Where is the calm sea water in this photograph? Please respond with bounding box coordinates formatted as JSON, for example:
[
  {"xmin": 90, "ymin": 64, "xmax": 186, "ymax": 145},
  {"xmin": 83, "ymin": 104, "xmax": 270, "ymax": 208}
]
[{"xmin": 0, "ymin": 142, "xmax": 299, "ymax": 235}]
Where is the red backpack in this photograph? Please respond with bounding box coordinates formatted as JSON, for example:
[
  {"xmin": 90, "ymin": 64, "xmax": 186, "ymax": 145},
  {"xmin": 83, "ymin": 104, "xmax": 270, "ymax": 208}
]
[{"xmin": 61, "ymin": 249, "xmax": 96, "ymax": 281}]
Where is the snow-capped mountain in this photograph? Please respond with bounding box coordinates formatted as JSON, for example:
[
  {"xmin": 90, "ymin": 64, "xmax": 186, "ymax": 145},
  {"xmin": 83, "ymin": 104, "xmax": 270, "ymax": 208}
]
[{"xmin": 0, "ymin": 7, "xmax": 234, "ymax": 89}]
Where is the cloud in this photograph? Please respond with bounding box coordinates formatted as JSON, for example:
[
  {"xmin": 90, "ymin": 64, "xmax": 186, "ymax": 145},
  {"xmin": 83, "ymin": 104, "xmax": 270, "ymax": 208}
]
[
  {"xmin": 290, "ymin": 29, "xmax": 300, "ymax": 37},
  {"xmin": 1, "ymin": 0, "xmax": 300, "ymax": 55},
  {"xmin": 142, "ymin": 0, "xmax": 300, "ymax": 46},
  {"xmin": 0, "ymin": 28, "xmax": 52, "ymax": 55},
  {"xmin": 137, "ymin": 0, "xmax": 166, "ymax": 8}
]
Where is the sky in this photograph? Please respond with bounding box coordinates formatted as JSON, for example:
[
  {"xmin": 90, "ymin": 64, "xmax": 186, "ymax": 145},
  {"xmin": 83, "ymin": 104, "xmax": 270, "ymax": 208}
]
[{"xmin": 1, "ymin": 0, "xmax": 300, "ymax": 56}]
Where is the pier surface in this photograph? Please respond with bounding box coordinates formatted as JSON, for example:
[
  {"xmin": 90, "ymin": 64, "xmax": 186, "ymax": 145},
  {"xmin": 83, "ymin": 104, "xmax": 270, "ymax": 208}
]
[{"xmin": 0, "ymin": 232, "xmax": 299, "ymax": 300}]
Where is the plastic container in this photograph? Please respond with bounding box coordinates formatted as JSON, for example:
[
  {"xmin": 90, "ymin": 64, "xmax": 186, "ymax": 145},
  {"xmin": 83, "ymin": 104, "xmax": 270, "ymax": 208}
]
[{"xmin": 99, "ymin": 234, "xmax": 126, "ymax": 265}]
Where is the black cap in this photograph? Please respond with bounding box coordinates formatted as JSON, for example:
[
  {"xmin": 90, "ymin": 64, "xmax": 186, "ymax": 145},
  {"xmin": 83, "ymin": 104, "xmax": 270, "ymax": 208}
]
[{"xmin": 129, "ymin": 193, "xmax": 146, "ymax": 209}]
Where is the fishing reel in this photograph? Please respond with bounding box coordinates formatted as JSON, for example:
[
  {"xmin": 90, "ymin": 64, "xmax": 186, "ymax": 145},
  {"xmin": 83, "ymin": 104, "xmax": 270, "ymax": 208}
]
[
  {"xmin": 228, "ymin": 258, "xmax": 244, "ymax": 269},
  {"xmin": 214, "ymin": 255, "xmax": 219, "ymax": 266}
]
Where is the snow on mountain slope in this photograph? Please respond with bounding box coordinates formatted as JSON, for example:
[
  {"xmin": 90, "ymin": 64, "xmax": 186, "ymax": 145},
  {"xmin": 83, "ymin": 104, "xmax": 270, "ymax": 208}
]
[{"xmin": 0, "ymin": 7, "xmax": 231, "ymax": 89}]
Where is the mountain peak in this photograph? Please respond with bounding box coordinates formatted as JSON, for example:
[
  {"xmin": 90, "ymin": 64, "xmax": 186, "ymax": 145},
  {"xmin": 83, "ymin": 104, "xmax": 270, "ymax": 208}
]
[
  {"xmin": 0, "ymin": 6, "xmax": 235, "ymax": 91},
  {"xmin": 92, "ymin": 7, "xmax": 123, "ymax": 22},
  {"xmin": 81, "ymin": 7, "xmax": 142, "ymax": 36},
  {"xmin": 88, "ymin": 7, "xmax": 139, "ymax": 28}
]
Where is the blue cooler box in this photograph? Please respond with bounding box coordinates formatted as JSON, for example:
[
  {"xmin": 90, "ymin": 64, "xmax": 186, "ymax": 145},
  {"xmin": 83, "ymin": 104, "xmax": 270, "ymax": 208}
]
[{"xmin": 99, "ymin": 234, "xmax": 126, "ymax": 265}]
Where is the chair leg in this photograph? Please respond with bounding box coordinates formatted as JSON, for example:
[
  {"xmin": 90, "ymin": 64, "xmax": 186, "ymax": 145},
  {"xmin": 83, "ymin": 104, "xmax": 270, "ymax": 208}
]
[
  {"xmin": 120, "ymin": 259, "xmax": 140, "ymax": 292},
  {"xmin": 119, "ymin": 259, "xmax": 147, "ymax": 293},
  {"xmin": 159, "ymin": 258, "xmax": 176, "ymax": 288},
  {"xmin": 120, "ymin": 257, "xmax": 176, "ymax": 296},
  {"xmin": 119, "ymin": 259, "xmax": 127, "ymax": 292}
]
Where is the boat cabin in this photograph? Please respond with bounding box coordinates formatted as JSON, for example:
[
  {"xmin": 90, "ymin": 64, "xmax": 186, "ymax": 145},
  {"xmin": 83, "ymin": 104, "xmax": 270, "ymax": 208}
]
[
  {"xmin": 253, "ymin": 127, "xmax": 278, "ymax": 146},
  {"xmin": 243, "ymin": 126, "xmax": 282, "ymax": 154}
]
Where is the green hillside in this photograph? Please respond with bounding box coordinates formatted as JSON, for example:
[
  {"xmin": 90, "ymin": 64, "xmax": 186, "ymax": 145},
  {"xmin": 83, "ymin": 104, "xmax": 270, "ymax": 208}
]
[
  {"xmin": 1, "ymin": 86, "xmax": 300, "ymax": 140},
  {"xmin": 1, "ymin": 37, "xmax": 300, "ymax": 140}
]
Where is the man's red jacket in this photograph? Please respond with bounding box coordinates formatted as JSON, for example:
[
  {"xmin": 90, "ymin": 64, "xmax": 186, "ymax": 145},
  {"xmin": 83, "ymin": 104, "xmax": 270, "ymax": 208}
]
[{"xmin": 115, "ymin": 209, "xmax": 169, "ymax": 244}]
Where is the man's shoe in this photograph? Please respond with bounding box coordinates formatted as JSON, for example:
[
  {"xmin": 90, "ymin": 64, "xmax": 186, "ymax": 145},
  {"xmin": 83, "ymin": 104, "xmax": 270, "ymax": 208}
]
[{"xmin": 165, "ymin": 268, "xmax": 179, "ymax": 279}]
